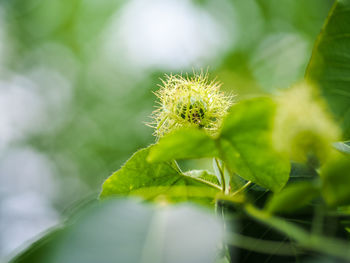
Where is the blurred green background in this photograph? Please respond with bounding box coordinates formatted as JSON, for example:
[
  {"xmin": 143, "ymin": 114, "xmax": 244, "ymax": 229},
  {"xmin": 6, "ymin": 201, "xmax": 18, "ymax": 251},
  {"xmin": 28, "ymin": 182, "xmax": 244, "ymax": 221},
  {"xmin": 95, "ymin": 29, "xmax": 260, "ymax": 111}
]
[{"xmin": 0, "ymin": 0, "xmax": 332, "ymax": 260}]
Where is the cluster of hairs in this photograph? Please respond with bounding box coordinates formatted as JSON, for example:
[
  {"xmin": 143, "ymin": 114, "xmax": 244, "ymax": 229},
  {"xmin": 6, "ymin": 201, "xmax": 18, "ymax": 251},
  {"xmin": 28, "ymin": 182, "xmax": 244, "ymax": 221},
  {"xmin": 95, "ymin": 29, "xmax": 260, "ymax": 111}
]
[{"xmin": 149, "ymin": 72, "xmax": 233, "ymax": 137}]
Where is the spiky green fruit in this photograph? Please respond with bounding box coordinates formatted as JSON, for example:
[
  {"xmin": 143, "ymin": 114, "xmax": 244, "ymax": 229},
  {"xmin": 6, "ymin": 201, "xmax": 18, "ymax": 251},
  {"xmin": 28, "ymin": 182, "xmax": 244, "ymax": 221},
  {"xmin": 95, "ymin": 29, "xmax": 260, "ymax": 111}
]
[{"xmin": 149, "ymin": 73, "xmax": 233, "ymax": 137}]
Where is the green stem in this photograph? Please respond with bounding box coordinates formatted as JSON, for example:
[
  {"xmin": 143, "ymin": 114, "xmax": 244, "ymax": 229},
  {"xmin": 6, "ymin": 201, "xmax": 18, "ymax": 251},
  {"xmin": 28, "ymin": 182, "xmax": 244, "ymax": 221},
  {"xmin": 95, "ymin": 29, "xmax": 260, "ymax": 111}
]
[
  {"xmin": 172, "ymin": 160, "xmax": 182, "ymax": 173},
  {"xmin": 215, "ymin": 158, "xmax": 226, "ymax": 193},
  {"xmin": 215, "ymin": 200, "xmax": 232, "ymax": 263},
  {"xmin": 231, "ymin": 181, "xmax": 252, "ymax": 197},
  {"xmin": 311, "ymin": 202, "xmax": 324, "ymax": 235},
  {"xmin": 244, "ymin": 204, "xmax": 350, "ymax": 261},
  {"xmin": 226, "ymin": 233, "xmax": 302, "ymax": 256}
]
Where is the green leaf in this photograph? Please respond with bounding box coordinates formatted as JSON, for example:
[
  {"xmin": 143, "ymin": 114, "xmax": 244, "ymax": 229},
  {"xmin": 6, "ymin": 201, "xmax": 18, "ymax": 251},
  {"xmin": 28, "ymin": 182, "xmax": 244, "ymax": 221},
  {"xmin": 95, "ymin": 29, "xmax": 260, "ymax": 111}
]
[
  {"xmin": 305, "ymin": 0, "xmax": 350, "ymax": 139},
  {"xmin": 321, "ymin": 154, "xmax": 350, "ymax": 206},
  {"xmin": 265, "ymin": 181, "xmax": 320, "ymax": 214},
  {"xmin": 147, "ymin": 128, "xmax": 218, "ymax": 162},
  {"xmin": 184, "ymin": 169, "xmax": 220, "ymax": 186},
  {"xmin": 100, "ymin": 146, "xmax": 220, "ymax": 203},
  {"xmin": 10, "ymin": 199, "xmax": 224, "ymax": 263},
  {"xmin": 219, "ymin": 97, "xmax": 290, "ymax": 192}
]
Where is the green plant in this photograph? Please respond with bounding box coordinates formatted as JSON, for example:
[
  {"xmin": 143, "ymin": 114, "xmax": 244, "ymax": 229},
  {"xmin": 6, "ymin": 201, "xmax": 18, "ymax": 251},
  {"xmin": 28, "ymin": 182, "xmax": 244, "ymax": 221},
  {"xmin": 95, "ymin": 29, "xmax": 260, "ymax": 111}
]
[
  {"xmin": 9, "ymin": 0, "xmax": 350, "ymax": 263},
  {"xmin": 99, "ymin": 0, "xmax": 350, "ymax": 261}
]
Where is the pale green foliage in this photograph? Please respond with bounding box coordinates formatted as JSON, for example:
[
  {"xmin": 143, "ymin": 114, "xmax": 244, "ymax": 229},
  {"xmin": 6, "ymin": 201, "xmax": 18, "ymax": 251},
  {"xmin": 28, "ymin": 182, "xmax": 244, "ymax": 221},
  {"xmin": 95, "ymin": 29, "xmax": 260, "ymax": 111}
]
[
  {"xmin": 273, "ymin": 82, "xmax": 340, "ymax": 163},
  {"xmin": 149, "ymin": 73, "xmax": 233, "ymax": 137}
]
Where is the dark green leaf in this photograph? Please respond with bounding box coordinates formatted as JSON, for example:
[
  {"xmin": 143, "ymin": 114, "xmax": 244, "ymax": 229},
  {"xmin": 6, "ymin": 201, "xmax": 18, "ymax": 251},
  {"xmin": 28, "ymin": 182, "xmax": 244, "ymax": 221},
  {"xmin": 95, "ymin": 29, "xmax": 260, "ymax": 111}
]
[
  {"xmin": 219, "ymin": 97, "xmax": 290, "ymax": 192},
  {"xmin": 321, "ymin": 154, "xmax": 350, "ymax": 206},
  {"xmin": 305, "ymin": 0, "xmax": 350, "ymax": 139},
  {"xmin": 147, "ymin": 128, "xmax": 218, "ymax": 162},
  {"xmin": 10, "ymin": 199, "xmax": 224, "ymax": 263},
  {"xmin": 265, "ymin": 181, "xmax": 320, "ymax": 214},
  {"xmin": 100, "ymin": 147, "xmax": 220, "ymax": 203},
  {"xmin": 290, "ymin": 162, "xmax": 318, "ymax": 178}
]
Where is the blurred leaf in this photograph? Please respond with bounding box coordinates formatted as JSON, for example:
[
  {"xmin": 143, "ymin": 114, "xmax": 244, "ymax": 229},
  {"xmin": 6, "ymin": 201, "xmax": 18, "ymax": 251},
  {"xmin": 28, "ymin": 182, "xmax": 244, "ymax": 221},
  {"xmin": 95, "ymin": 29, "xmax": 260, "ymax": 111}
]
[
  {"xmin": 10, "ymin": 199, "xmax": 224, "ymax": 263},
  {"xmin": 147, "ymin": 129, "xmax": 218, "ymax": 162},
  {"xmin": 265, "ymin": 181, "xmax": 319, "ymax": 214},
  {"xmin": 321, "ymin": 154, "xmax": 350, "ymax": 206},
  {"xmin": 250, "ymin": 32, "xmax": 309, "ymax": 92},
  {"xmin": 306, "ymin": 0, "xmax": 350, "ymax": 139},
  {"xmin": 290, "ymin": 162, "xmax": 318, "ymax": 178},
  {"xmin": 345, "ymin": 227, "xmax": 350, "ymax": 235},
  {"xmin": 333, "ymin": 141, "xmax": 350, "ymax": 154},
  {"xmin": 219, "ymin": 98, "xmax": 290, "ymax": 192},
  {"xmin": 100, "ymin": 147, "xmax": 220, "ymax": 203}
]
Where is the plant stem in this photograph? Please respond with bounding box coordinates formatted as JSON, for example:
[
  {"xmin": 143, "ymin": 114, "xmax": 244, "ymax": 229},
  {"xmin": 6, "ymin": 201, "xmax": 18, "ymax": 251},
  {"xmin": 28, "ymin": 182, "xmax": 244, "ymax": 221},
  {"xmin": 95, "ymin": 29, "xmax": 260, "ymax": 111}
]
[
  {"xmin": 215, "ymin": 158, "xmax": 226, "ymax": 193},
  {"xmin": 226, "ymin": 232, "xmax": 302, "ymax": 256},
  {"xmin": 231, "ymin": 181, "xmax": 252, "ymax": 197},
  {"xmin": 172, "ymin": 160, "xmax": 182, "ymax": 173},
  {"xmin": 244, "ymin": 204, "xmax": 350, "ymax": 261},
  {"xmin": 215, "ymin": 200, "xmax": 232, "ymax": 263}
]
